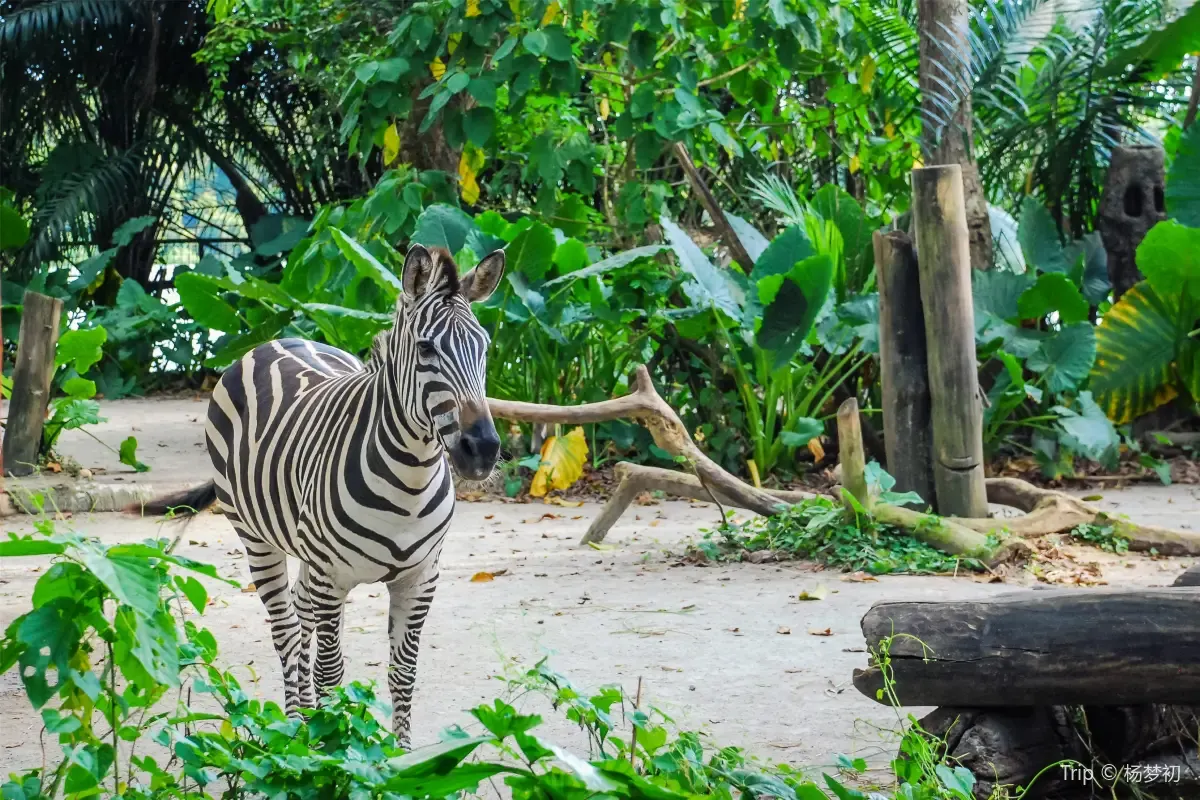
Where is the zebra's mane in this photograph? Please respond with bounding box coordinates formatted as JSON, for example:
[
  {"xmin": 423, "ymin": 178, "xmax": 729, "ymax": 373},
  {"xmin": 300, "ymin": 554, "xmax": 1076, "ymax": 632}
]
[{"xmin": 366, "ymin": 329, "xmax": 391, "ymax": 371}]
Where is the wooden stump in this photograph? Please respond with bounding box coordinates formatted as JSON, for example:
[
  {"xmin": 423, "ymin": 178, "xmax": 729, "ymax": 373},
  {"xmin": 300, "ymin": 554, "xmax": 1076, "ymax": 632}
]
[
  {"xmin": 1099, "ymin": 145, "xmax": 1166, "ymax": 301},
  {"xmin": 3, "ymin": 292, "xmax": 62, "ymax": 477},
  {"xmin": 873, "ymin": 230, "xmax": 935, "ymax": 505},
  {"xmin": 911, "ymin": 165, "xmax": 987, "ymax": 518}
]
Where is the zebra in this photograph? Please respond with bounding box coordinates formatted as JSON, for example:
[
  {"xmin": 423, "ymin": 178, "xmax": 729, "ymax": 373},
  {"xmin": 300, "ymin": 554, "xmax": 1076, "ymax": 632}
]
[{"xmin": 136, "ymin": 243, "xmax": 505, "ymax": 747}]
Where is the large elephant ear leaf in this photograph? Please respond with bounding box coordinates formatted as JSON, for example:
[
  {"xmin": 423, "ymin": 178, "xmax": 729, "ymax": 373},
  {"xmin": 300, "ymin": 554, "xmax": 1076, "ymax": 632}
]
[
  {"xmin": 755, "ymin": 254, "xmax": 833, "ymax": 369},
  {"xmin": 1135, "ymin": 219, "xmax": 1200, "ymax": 298},
  {"xmin": 1167, "ymin": 123, "xmax": 1200, "ymax": 227},
  {"xmin": 1090, "ymin": 281, "xmax": 1179, "ymax": 425},
  {"xmin": 1018, "ymin": 196, "xmax": 1070, "ymax": 273},
  {"xmin": 660, "ymin": 216, "xmax": 745, "ymax": 320}
]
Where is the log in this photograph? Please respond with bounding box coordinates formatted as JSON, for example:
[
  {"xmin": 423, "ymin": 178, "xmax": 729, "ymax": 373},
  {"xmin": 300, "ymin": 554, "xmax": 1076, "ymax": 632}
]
[
  {"xmin": 873, "ymin": 230, "xmax": 935, "ymax": 505},
  {"xmin": 853, "ymin": 587, "xmax": 1200, "ymax": 707},
  {"xmin": 911, "ymin": 165, "xmax": 988, "ymax": 518},
  {"xmin": 835, "ymin": 397, "xmax": 868, "ymax": 509},
  {"xmin": 1099, "ymin": 145, "xmax": 1166, "ymax": 301},
  {"xmin": 3, "ymin": 292, "xmax": 63, "ymax": 477}
]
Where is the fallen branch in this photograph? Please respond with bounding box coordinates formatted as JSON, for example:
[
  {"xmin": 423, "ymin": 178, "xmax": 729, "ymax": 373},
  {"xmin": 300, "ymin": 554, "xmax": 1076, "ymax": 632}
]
[{"xmin": 964, "ymin": 477, "xmax": 1200, "ymax": 556}]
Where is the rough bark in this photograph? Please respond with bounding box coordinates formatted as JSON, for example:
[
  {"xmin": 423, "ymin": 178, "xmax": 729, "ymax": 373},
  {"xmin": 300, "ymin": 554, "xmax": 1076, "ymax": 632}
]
[
  {"xmin": 873, "ymin": 230, "xmax": 935, "ymax": 504},
  {"xmin": 1098, "ymin": 145, "xmax": 1166, "ymax": 301},
  {"xmin": 917, "ymin": 0, "xmax": 993, "ymax": 270},
  {"xmin": 3, "ymin": 292, "xmax": 62, "ymax": 477},
  {"xmin": 671, "ymin": 141, "xmax": 755, "ymax": 272},
  {"xmin": 854, "ymin": 587, "xmax": 1200, "ymax": 707},
  {"xmin": 911, "ymin": 165, "xmax": 988, "ymax": 518}
]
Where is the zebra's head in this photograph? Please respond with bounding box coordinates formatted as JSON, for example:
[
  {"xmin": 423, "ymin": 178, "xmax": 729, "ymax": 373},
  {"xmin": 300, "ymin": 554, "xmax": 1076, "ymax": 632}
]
[{"xmin": 396, "ymin": 243, "xmax": 505, "ymax": 481}]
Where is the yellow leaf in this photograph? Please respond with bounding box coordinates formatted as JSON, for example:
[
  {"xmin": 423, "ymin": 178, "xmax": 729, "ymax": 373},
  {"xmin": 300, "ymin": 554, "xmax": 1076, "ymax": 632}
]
[
  {"xmin": 220, "ymin": 720, "xmax": 235, "ymax": 741},
  {"xmin": 807, "ymin": 437, "xmax": 825, "ymax": 461},
  {"xmin": 599, "ymin": 97, "xmax": 610, "ymax": 120},
  {"xmin": 541, "ymin": 0, "xmax": 561, "ymax": 25},
  {"xmin": 733, "ymin": 0, "xmax": 746, "ymax": 21},
  {"xmin": 458, "ymin": 144, "xmax": 485, "ymax": 205},
  {"xmin": 430, "ymin": 58, "xmax": 446, "ymax": 79},
  {"xmin": 545, "ymin": 496, "xmax": 584, "ymax": 507},
  {"xmin": 448, "ymin": 32, "xmax": 462, "ymax": 55},
  {"xmin": 849, "ymin": 154, "xmax": 861, "ymax": 174},
  {"xmin": 884, "ymin": 122, "xmax": 896, "ymax": 139},
  {"xmin": 466, "ymin": 0, "xmax": 481, "ymax": 17},
  {"xmin": 859, "ymin": 55, "xmax": 876, "ymax": 94},
  {"xmin": 471, "ymin": 569, "xmax": 507, "ymax": 582},
  {"xmin": 508, "ymin": 0, "xmax": 521, "ymax": 19},
  {"xmin": 383, "ymin": 123, "xmax": 401, "ymax": 166},
  {"xmin": 587, "ymin": 542, "xmax": 614, "ymax": 551},
  {"xmin": 530, "ymin": 426, "xmax": 589, "ymax": 497},
  {"xmin": 602, "ymin": 52, "xmax": 613, "ymax": 67}
]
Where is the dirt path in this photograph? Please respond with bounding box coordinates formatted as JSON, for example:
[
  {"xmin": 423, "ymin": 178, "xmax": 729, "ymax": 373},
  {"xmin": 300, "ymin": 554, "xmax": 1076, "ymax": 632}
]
[
  {"xmin": 2, "ymin": 495, "xmax": 1196, "ymax": 775},
  {"xmin": 3, "ymin": 398, "xmax": 1199, "ymax": 777}
]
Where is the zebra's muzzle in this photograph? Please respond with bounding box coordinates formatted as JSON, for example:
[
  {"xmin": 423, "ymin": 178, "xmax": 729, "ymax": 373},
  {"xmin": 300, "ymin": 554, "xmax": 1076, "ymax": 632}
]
[{"xmin": 449, "ymin": 417, "xmax": 501, "ymax": 480}]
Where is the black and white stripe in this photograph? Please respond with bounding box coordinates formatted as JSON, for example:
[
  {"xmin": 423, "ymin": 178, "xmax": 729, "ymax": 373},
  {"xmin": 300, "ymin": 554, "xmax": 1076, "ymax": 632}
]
[{"xmin": 203, "ymin": 244, "xmax": 504, "ymax": 746}]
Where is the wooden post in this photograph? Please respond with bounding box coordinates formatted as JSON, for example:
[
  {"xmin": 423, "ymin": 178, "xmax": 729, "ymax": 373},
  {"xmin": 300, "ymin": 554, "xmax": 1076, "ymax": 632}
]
[
  {"xmin": 873, "ymin": 230, "xmax": 935, "ymax": 507},
  {"xmin": 3, "ymin": 291, "xmax": 63, "ymax": 477},
  {"xmin": 835, "ymin": 397, "xmax": 868, "ymax": 509},
  {"xmin": 911, "ymin": 165, "xmax": 987, "ymax": 519}
]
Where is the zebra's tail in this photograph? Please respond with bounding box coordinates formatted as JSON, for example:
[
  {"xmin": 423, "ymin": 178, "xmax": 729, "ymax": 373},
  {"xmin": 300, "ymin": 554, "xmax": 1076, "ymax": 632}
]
[{"xmin": 128, "ymin": 480, "xmax": 218, "ymax": 519}]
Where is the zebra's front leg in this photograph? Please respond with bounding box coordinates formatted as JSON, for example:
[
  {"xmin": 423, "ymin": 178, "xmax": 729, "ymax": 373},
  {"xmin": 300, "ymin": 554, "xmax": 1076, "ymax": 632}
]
[
  {"xmin": 290, "ymin": 563, "xmax": 317, "ymax": 709},
  {"xmin": 385, "ymin": 570, "xmax": 438, "ymax": 749},
  {"xmin": 311, "ymin": 573, "xmax": 351, "ymax": 697},
  {"xmin": 240, "ymin": 535, "xmax": 309, "ymax": 717}
]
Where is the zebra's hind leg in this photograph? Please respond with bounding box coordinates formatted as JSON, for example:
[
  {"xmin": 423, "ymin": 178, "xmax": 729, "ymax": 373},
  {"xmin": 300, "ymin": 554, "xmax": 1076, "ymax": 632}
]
[
  {"xmin": 290, "ymin": 563, "xmax": 318, "ymax": 710},
  {"xmin": 238, "ymin": 531, "xmax": 309, "ymax": 718},
  {"xmin": 309, "ymin": 571, "xmax": 351, "ymax": 698},
  {"xmin": 385, "ymin": 570, "xmax": 438, "ymax": 749}
]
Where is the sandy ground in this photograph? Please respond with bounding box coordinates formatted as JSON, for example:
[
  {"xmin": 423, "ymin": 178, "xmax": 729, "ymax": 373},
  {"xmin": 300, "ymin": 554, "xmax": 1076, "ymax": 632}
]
[{"xmin": 2, "ymin": 399, "xmax": 1200, "ymax": 779}]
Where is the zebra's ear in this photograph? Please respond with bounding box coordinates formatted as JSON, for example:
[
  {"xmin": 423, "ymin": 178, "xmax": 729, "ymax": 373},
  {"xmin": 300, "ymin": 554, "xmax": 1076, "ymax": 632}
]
[
  {"xmin": 401, "ymin": 244, "xmax": 437, "ymax": 300},
  {"xmin": 460, "ymin": 249, "xmax": 505, "ymax": 303}
]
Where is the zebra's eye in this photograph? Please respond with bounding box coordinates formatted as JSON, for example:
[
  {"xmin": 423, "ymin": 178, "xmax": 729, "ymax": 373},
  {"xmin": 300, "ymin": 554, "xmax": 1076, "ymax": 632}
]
[{"xmin": 417, "ymin": 340, "xmax": 438, "ymax": 359}]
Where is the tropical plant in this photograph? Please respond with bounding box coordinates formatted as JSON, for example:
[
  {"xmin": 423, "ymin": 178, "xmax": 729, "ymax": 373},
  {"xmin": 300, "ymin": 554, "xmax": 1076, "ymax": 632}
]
[{"xmin": 1091, "ymin": 124, "xmax": 1200, "ymax": 425}]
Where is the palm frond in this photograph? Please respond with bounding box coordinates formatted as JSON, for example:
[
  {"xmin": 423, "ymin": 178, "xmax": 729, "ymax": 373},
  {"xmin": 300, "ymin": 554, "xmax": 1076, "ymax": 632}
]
[
  {"xmin": 0, "ymin": 0, "xmax": 131, "ymax": 45},
  {"xmin": 747, "ymin": 175, "xmax": 808, "ymax": 227}
]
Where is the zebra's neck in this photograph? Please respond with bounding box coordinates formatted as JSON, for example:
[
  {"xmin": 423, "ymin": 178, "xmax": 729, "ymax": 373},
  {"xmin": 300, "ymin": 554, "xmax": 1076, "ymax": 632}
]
[{"xmin": 364, "ymin": 353, "xmax": 445, "ymax": 478}]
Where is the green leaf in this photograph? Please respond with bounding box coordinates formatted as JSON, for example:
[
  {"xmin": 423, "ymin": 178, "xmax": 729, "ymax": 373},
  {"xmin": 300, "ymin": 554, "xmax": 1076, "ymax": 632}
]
[
  {"xmin": 506, "ymin": 222, "xmax": 557, "ymax": 283},
  {"xmin": 974, "ymin": 269, "xmax": 1036, "ymax": 323},
  {"xmin": 1054, "ymin": 391, "xmax": 1120, "ymax": 467},
  {"xmin": 1091, "ymin": 281, "xmax": 1178, "ymax": 424},
  {"xmin": 62, "ymin": 377, "xmax": 97, "ymax": 399},
  {"xmin": 0, "ymin": 203, "xmax": 30, "ymax": 250},
  {"xmin": 660, "ymin": 216, "xmax": 745, "ymax": 319},
  {"xmin": 756, "ymin": 254, "xmax": 834, "ymax": 368},
  {"xmin": 111, "ymin": 215, "xmax": 157, "ymax": 247},
  {"xmin": 464, "ymin": 107, "xmax": 495, "ymax": 146},
  {"xmin": 175, "ymin": 273, "xmax": 242, "ymax": 332},
  {"xmin": 553, "ymin": 239, "xmax": 589, "ymax": 274},
  {"xmin": 1102, "ymin": 3, "xmax": 1200, "ymax": 78},
  {"xmin": 523, "ymin": 30, "xmax": 548, "ymax": 56},
  {"xmin": 78, "ymin": 547, "xmax": 162, "ymax": 618},
  {"xmin": 724, "ymin": 213, "xmax": 770, "ymax": 262},
  {"xmin": 542, "ymin": 26, "xmax": 573, "ymax": 61},
  {"xmin": 750, "ymin": 225, "xmax": 815, "ymax": 283},
  {"xmin": 1167, "ymin": 122, "xmax": 1200, "ymax": 227},
  {"xmin": 812, "ymin": 184, "xmax": 871, "ymax": 274},
  {"xmin": 176, "ymin": 575, "xmax": 208, "ymax": 614},
  {"xmin": 119, "ymin": 436, "xmax": 149, "ymax": 472},
  {"xmin": 1077, "ymin": 232, "xmax": 1111, "ymax": 304},
  {"xmin": 1017, "ymin": 272, "xmax": 1088, "ymax": 323},
  {"xmin": 0, "ymin": 537, "xmax": 65, "ymax": 557},
  {"xmin": 779, "ymin": 418, "xmax": 825, "ymax": 446},
  {"xmin": 411, "ymin": 204, "xmax": 477, "ymax": 254},
  {"xmin": 1135, "ymin": 219, "xmax": 1200, "ymax": 299},
  {"xmin": 385, "ymin": 735, "xmax": 492, "ymax": 775},
  {"xmin": 56, "ymin": 327, "xmax": 108, "ymax": 372},
  {"xmin": 1018, "ymin": 196, "xmax": 1069, "ymax": 273},
  {"xmin": 1027, "ymin": 323, "xmax": 1095, "ymax": 394},
  {"xmin": 15, "ymin": 602, "xmax": 81, "ymax": 708},
  {"xmin": 69, "ymin": 248, "xmax": 116, "ymax": 291},
  {"xmin": 329, "ymin": 227, "xmax": 403, "ymax": 300},
  {"xmin": 542, "ymin": 245, "xmax": 666, "ymax": 286},
  {"xmin": 468, "ymin": 77, "xmax": 497, "ymax": 107}
]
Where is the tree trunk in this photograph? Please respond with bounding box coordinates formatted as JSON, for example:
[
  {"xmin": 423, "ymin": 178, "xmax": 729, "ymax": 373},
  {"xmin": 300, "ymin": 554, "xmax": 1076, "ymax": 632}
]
[
  {"xmin": 3, "ymin": 292, "xmax": 63, "ymax": 477},
  {"xmin": 917, "ymin": 0, "xmax": 993, "ymax": 270}
]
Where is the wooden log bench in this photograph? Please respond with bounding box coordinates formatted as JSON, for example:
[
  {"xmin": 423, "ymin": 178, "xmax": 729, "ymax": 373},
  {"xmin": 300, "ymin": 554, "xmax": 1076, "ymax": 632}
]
[{"xmin": 853, "ymin": 587, "xmax": 1200, "ymax": 798}]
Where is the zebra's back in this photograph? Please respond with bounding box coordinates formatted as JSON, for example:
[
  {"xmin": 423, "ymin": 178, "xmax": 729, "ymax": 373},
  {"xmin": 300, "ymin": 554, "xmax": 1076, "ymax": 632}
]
[{"xmin": 206, "ymin": 338, "xmax": 455, "ymax": 586}]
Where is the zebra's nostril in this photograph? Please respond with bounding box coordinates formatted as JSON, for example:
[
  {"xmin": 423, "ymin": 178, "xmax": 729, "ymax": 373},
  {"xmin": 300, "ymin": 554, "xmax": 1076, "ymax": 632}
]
[{"xmin": 460, "ymin": 437, "xmax": 478, "ymax": 458}]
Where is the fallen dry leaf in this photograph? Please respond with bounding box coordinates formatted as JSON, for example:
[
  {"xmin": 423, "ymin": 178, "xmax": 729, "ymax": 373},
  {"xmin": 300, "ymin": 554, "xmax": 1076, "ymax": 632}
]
[
  {"xmin": 808, "ymin": 628, "xmax": 833, "ymax": 636},
  {"xmin": 241, "ymin": 583, "xmax": 257, "ymax": 593},
  {"xmin": 46, "ymin": 461, "xmax": 63, "ymax": 473},
  {"xmin": 470, "ymin": 569, "xmax": 508, "ymax": 582},
  {"xmin": 777, "ymin": 626, "xmax": 791, "ymax": 635},
  {"xmin": 484, "ymin": 514, "xmax": 495, "ymax": 520},
  {"xmin": 530, "ymin": 427, "xmax": 588, "ymax": 497},
  {"xmin": 796, "ymin": 585, "xmax": 828, "ymax": 601},
  {"xmin": 807, "ymin": 437, "xmax": 825, "ymax": 461},
  {"xmin": 544, "ymin": 496, "xmax": 584, "ymax": 508},
  {"xmin": 523, "ymin": 513, "xmax": 562, "ymax": 524},
  {"xmin": 841, "ymin": 571, "xmax": 878, "ymax": 583}
]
